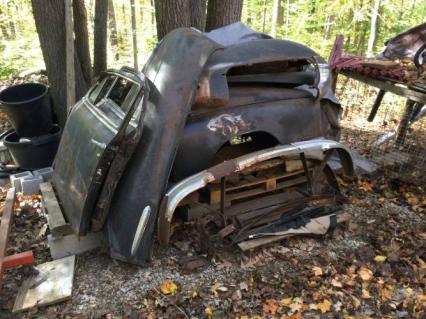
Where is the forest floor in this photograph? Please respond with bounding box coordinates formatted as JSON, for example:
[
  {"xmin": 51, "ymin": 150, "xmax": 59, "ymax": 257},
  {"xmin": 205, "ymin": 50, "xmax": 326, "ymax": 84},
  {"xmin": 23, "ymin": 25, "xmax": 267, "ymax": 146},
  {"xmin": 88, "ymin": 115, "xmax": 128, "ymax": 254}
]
[{"xmin": 0, "ymin": 76, "xmax": 425, "ymax": 319}]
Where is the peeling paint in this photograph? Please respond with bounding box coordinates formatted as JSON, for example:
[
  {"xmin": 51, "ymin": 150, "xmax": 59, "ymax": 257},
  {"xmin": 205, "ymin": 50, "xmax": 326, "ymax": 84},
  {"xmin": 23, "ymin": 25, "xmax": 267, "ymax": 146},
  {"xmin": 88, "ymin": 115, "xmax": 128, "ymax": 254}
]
[{"xmin": 207, "ymin": 113, "xmax": 252, "ymax": 137}]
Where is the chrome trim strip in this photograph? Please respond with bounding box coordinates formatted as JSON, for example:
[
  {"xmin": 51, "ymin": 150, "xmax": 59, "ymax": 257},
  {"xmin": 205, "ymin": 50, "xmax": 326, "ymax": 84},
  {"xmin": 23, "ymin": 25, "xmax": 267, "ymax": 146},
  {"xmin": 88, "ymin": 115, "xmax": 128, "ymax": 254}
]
[{"xmin": 131, "ymin": 205, "xmax": 151, "ymax": 256}]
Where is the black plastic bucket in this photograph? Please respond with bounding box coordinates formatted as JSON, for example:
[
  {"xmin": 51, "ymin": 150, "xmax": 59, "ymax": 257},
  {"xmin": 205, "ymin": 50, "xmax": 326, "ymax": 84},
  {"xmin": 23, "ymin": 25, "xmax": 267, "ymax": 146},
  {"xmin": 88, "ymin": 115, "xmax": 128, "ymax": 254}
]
[
  {"xmin": 4, "ymin": 125, "xmax": 61, "ymax": 169},
  {"xmin": 0, "ymin": 83, "xmax": 53, "ymax": 137}
]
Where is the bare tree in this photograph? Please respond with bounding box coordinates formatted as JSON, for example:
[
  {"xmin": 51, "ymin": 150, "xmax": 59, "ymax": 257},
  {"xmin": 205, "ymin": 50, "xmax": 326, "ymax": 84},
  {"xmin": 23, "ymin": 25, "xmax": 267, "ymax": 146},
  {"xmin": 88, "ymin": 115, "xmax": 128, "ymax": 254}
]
[
  {"xmin": 154, "ymin": 0, "xmax": 191, "ymax": 40},
  {"xmin": 271, "ymin": 0, "xmax": 280, "ymax": 37},
  {"xmin": 93, "ymin": 0, "xmax": 108, "ymax": 78},
  {"xmin": 205, "ymin": 0, "xmax": 243, "ymax": 31},
  {"xmin": 32, "ymin": 0, "xmax": 88, "ymax": 126},
  {"xmin": 190, "ymin": 0, "xmax": 207, "ymax": 31},
  {"xmin": 130, "ymin": 0, "xmax": 138, "ymax": 70},
  {"xmin": 367, "ymin": 0, "xmax": 382, "ymax": 57},
  {"xmin": 108, "ymin": 0, "xmax": 120, "ymax": 60},
  {"xmin": 73, "ymin": 0, "xmax": 92, "ymax": 86}
]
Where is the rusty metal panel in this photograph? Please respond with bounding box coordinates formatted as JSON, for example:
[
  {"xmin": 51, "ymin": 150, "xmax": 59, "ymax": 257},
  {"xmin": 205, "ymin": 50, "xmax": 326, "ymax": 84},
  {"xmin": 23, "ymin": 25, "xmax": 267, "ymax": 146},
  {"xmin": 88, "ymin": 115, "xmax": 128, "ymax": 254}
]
[{"xmin": 105, "ymin": 29, "xmax": 223, "ymax": 265}]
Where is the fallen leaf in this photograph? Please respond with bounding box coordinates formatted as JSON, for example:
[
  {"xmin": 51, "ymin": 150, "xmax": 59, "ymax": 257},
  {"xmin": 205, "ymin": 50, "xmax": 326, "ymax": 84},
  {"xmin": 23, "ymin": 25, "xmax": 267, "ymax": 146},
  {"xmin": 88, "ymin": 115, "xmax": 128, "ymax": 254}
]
[
  {"xmin": 317, "ymin": 299, "xmax": 332, "ymax": 313},
  {"xmin": 205, "ymin": 306, "xmax": 213, "ymax": 319},
  {"xmin": 374, "ymin": 255, "xmax": 387, "ymax": 263},
  {"xmin": 232, "ymin": 289, "xmax": 242, "ymax": 301},
  {"xmin": 331, "ymin": 278, "xmax": 343, "ymax": 288},
  {"xmin": 239, "ymin": 281, "xmax": 248, "ymax": 291},
  {"xmin": 416, "ymin": 232, "xmax": 426, "ymax": 240},
  {"xmin": 280, "ymin": 297, "xmax": 292, "ymax": 307},
  {"xmin": 416, "ymin": 257, "xmax": 426, "ymax": 269},
  {"xmin": 263, "ymin": 299, "xmax": 278, "ymax": 314},
  {"xmin": 312, "ymin": 266, "xmax": 323, "ymax": 276},
  {"xmin": 352, "ymin": 296, "xmax": 361, "ymax": 309},
  {"xmin": 210, "ymin": 283, "xmax": 228, "ymax": 296},
  {"xmin": 362, "ymin": 289, "xmax": 372, "ymax": 299},
  {"xmin": 358, "ymin": 267, "xmax": 373, "ymax": 281},
  {"xmin": 159, "ymin": 279, "xmax": 177, "ymax": 295},
  {"xmin": 380, "ymin": 287, "xmax": 394, "ymax": 301}
]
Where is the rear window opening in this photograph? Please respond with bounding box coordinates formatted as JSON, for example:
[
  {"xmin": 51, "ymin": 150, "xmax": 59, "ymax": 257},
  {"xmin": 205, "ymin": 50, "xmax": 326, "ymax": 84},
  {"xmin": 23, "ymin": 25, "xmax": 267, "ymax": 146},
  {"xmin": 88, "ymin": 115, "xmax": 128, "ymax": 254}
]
[
  {"xmin": 227, "ymin": 60, "xmax": 308, "ymax": 76},
  {"xmin": 227, "ymin": 60, "xmax": 316, "ymax": 87}
]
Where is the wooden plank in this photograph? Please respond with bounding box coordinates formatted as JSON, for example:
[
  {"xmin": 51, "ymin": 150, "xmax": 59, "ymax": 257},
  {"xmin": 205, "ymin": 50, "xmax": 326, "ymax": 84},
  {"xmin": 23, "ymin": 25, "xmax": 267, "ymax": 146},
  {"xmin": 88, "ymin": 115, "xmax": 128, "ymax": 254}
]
[
  {"xmin": 48, "ymin": 232, "xmax": 105, "ymax": 260},
  {"xmin": 13, "ymin": 256, "xmax": 75, "ymax": 312},
  {"xmin": 3, "ymin": 251, "xmax": 34, "ymax": 270},
  {"xmin": 40, "ymin": 182, "xmax": 72, "ymax": 237},
  {"xmin": 227, "ymin": 176, "xmax": 307, "ymax": 202},
  {"xmin": 360, "ymin": 60, "xmax": 399, "ymax": 70},
  {"xmin": 225, "ymin": 190, "xmax": 303, "ymax": 217},
  {"xmin": 0, "ymin": 187, "xmax": 16, "ymax": 289},
  {"xmin": 340, "ymin": 70, "xmax": 426, "ymax": 104}
]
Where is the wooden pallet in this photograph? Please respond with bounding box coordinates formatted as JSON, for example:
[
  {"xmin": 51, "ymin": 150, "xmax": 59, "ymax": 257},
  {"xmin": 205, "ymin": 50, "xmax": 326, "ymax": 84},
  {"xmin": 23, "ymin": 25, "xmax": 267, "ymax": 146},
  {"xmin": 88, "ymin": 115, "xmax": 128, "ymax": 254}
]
[{"xmin": 207, "ymin": 169, "xmax": 307, "ymax": 205}]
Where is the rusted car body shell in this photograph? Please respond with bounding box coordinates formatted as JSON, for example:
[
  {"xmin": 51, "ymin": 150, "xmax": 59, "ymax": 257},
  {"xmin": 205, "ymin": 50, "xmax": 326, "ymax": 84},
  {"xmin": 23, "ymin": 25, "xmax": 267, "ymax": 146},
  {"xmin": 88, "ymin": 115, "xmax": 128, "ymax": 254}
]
[{"xmin": 52, "ymin": 26, "xmax": 352, "ymax": 266}]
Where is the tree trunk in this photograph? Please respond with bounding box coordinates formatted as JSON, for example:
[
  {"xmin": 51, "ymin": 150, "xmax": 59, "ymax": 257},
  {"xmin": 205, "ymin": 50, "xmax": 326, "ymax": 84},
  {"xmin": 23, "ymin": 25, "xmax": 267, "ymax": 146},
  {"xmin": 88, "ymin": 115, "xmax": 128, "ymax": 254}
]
[
  {"xmin": 367, "ymin": 0, "xmax": 381, "ymax": 57},
  {"xmin": 6, "ymin": 1, "xmax": 16, "ymax": 39},
  {"xmin": 93, "ymin": 0, "xmax": 108, "ymax": 78},
  {"xmin": 285, "ymin": 0, "xmax": 290, "ymax": 39},
  {"xmin": 189, "ymin": 0, "xmax": 206, "ymax": 31},
  {"xmin": 154, "ymin": 0, "xmax": 191, "ymax": 40},
  {"xmin": 205, "ymin": 0, "xmax": 243, "ymax": 31},
  {"xmin": 108, "ymin": 0, "xmax": 119, "ymax": 60},
  {"xmin": 277, "ymin": 0, "xmax": 284, "ymax": 25},
  {"xmin": 262, "ymin": 0, "xmax": 267, "ymax": 33},
  {"xmin": 271, "ymin": 0, "xmax": 280, "ymax": 37},
  {"xmin": 130, "ymin": 0, "xmax": 138, "ymax": 70},
  {"xmin": 31, "ymin": 0, "xmax": 87, "ymax": 127},
  {"xmin": 73, "ymin": 0, "xmax": 92, "ymax": 86},
  {"xmin": 65, "ymin": 0, "xmax": 75, "ymax": 112},
  {"xmin": 150, "ymin": 0, "xmax": 155, "ymax": 26},
  {"xmin": 324, "ymin": 14, "xmax": 334, "ymax": 40},
  {"xmin": 0, "ymin": 5, "xmax": 11, "ymax": 40}
]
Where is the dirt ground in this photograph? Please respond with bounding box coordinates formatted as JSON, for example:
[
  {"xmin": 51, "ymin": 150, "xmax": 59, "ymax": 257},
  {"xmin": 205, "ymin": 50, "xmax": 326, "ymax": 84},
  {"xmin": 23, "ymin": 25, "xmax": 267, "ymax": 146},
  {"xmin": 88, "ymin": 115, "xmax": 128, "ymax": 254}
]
[{"xmin": 0, "ymin": 76, "xmax": 425, "ymax": 318}]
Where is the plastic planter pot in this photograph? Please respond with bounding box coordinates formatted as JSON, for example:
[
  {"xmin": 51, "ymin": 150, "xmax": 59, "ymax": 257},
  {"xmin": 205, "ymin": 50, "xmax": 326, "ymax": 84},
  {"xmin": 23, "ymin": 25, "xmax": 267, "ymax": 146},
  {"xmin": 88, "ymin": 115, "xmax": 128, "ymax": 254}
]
[
  {"xmin": 0, "ymin": 83, "xmax": 53, "ymax": 137},
  {"xmin": 4, "ymin": 125, "xmax": 61, "ymax": 169}
]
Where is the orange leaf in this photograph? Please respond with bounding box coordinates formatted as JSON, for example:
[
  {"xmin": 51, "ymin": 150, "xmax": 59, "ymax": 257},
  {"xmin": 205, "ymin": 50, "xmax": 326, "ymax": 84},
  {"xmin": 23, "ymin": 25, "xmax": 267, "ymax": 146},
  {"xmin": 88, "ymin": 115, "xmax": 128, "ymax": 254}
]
[
  {"xmin": 263, "ymin": 299, "xmax": 278, "ymax": 314},
  {"xmin": 159, "ymin": 279, "xmax": 177, "ymax": 295},
  {"xmin": 317, "ymin": 299, "xmax": 332, "ymax": 313},
  {"xmin": 358, "ymin": 267, "xmax": 373, "ymax": 281}
]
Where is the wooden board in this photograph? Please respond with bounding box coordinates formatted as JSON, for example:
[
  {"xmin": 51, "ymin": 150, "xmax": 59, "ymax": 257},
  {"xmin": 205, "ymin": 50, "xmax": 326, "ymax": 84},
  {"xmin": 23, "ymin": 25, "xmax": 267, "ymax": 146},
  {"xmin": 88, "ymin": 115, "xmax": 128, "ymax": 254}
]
[
  {"xmin": 40, "ymin": 182, "xmax": 72, "ymax": 237},
  {"xmin": 0, "ymin": 187, "xmax": 16, "ymax": 289},
  {"xmin": 13, "ymin": 255, "xmax": 75, "ymax": 312},
  {"xmin": 339, "ymin": 70, "xmax": 426, "ymax": 104},
  {"xmin": 48, "ymin": 232, "xmax": 105, "ymax": 260},
  {"xmin": 360, "ymin": 60, "xmax": 399, "ymax": 70},
  {"xmin": 225, "ymin": 190, "xmax": 303, "ymax": 218}
]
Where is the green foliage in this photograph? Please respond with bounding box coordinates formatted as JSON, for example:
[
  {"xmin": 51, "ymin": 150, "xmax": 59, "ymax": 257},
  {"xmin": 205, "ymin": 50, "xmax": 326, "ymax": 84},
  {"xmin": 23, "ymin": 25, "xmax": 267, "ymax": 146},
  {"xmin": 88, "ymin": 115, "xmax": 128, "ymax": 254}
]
[
  {"xmin": 242, "ymin": 0, "xmax": 426, "ymax": 58},
  {"xmin": 0, "ymin": 0, "xmax": 425, "ymax": 81}
]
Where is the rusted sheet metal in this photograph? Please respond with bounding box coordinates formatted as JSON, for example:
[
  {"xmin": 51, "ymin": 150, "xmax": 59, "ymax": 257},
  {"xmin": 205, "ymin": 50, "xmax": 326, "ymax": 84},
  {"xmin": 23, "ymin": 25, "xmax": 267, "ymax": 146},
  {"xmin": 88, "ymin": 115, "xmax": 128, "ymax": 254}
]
[
  {"xmin": 91, "ymin": 79, "xmax": 150, "ymax": 232},
  {"xmin": 157, "ymin": 139, "xmax": 354, "ymax": 245},
  {"xmin": 105, "ymin": 29, "xmax": 223, "ymax": 265},
  {"xmin": 52, "ymin": 68, "xmax": 146, "ymax": 235},
  {"xmin": 379, "ymin": 23, "xmax": 426, "ymax": 60}
]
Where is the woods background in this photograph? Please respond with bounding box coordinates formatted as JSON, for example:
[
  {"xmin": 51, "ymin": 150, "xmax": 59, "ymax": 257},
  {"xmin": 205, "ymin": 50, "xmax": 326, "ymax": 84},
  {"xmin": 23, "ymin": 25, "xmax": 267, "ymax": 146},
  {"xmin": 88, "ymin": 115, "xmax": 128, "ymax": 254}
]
[{"xmin": 1, "ymin": 0, "xmax": 425, "ymax": 79}]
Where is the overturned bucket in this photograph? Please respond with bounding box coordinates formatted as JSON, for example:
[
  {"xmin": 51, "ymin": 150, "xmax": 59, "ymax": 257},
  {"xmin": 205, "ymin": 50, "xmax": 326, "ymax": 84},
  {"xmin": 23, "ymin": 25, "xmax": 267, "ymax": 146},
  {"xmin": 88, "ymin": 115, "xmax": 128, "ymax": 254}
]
[
  {"xmin": 4, "ymin": 125, "xmax": 61, "ymax": 170},
  {"xmin": 0, "ymin": 83, "xmax": 53, "ymax": 137}
]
